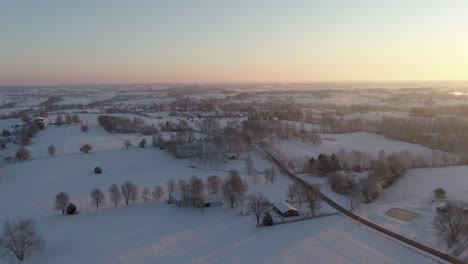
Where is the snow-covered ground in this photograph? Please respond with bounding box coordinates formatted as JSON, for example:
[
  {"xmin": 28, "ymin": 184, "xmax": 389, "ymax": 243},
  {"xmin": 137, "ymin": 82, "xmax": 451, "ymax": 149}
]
[
  {"xmin": 0, "ymin": 127, "xmax": 437, "ymax": 263},
  {"xmin": 0, "ymin": 87, "xmax": 459, "ymax": 263},
  {"xmin": 301, "ymin": 165, "xmax": 468, "ymax": 259},
  {"xmin": 364, "ymin": 166, "xmax": 468, "ymax": 253},
  {"xmin": 0, "ymin": 148, "xmax": 438, "ymax": 264},
  {"xmin": 276, "ymin": 132, "xmax": 433, "ymax": 159}
]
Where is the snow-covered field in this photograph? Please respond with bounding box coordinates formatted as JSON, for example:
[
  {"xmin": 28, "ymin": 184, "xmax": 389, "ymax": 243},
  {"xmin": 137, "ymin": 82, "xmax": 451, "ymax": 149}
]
[
  {"xmin": 1, "ymin": 87, "xmax": 463, "ymax": 263},
  {"xmin": 276, "ymin": 132, "xmax": 433, "ymax": 159},
  {"xmin": 0, "ymin": 148, "xmax": 437, "ymax": 264},
  {"xmin": 0, "ymin": 126, "xmax": 437, "ymax": 263},
  {"xmin": 364, "ymin": 166, "xmax": 468, "ymax": 252}
]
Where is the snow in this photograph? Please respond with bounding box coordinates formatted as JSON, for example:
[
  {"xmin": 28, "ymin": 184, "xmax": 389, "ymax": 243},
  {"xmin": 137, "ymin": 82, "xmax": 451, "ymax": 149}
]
[
  {"xmin": 18, "ymin": 206, "xmax": 436, "ymax": 264},
  {"xmin": 0, "ymin": 134, "xmax": 437, "ymax": 263},
  {"xmin": 277, "ymin": 132, "xmax": 433, "ymax": 159},
  {"xmin": 0, "ymin": 88, "xmax": 455, "ymax": 263}
]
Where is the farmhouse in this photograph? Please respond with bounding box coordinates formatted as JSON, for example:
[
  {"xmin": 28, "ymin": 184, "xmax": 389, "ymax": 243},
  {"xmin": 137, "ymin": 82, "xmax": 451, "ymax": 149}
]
[{"xmin": 273, "ymin": 201, "xmax": 299, "ymax": 217}]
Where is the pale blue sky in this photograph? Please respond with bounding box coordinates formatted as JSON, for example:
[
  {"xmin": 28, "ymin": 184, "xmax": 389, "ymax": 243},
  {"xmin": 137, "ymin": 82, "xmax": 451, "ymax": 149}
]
[{"xmin": 1, "ymin": 0, "xmax": 467, "ymax": 85}]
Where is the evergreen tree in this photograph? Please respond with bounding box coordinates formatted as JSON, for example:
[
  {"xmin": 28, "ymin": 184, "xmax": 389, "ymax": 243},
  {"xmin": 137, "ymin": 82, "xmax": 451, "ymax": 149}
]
[
  {"xmin": 316, "ymin": 153, "xmax": 330, "ymax": 175},
  {"xmin": 329, "ymin": 154, "xmax": 342, "ymax": 172},
  {"xmin": 262, "ymin": 212, "xmax": 273, "ymax": 226}
]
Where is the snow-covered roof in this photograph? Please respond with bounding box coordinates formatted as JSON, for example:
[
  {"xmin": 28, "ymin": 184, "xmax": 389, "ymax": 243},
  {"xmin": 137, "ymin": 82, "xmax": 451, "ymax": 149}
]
[
  {"xmin": 273, "ymin": 201, "xmax": 298, "ymax": 213},
  {"xmin": 436, "ymin": 203, "xmax": 448, "ymax": 210},
  {"xmin": 204, "ymin": 194, "xmax": 222, "ymax": 203},
  {"xmin": 169, "ymin": 192, "xmax": 185, "ymax": 202}
]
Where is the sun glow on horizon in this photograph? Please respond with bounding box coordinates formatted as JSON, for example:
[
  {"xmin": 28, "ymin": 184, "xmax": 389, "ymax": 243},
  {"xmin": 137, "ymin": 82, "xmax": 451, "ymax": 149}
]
[{"xmin": 1, "ymin": 0, "xmax": 467, "ymax": 86}]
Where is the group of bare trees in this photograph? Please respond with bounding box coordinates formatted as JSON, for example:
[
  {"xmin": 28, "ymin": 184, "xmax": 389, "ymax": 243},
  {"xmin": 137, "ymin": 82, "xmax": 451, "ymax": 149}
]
[
  {"xmin": 54, "ymin": 182, "xmax": 167, "ymax": 214},
  {"xmin": 97, "ymin": 115, "xmax": 157, "ymax": 135},
  {"xmin": 167, "ymin": 171, "xmax": 247, "ymax": 209},
  {"xmin": 80, "ymin": 144, "xmax": 93, "ymax": 154},
  {"xmin": 54, "ymin": 113, "xmax": 80, "ymax": 126},
  {"xmin": 167, "ymin": 175, "xmax": 225, "ymax": 207},
  {"xmin": 285, "ymin": 183, "xmax": 322, "ymax": 215}
]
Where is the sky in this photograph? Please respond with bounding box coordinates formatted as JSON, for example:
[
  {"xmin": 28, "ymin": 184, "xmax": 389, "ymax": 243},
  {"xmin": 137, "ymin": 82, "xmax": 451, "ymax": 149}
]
[{"xmin": 0, "ymin": 0, "xmax": 467, "ymax": 86}]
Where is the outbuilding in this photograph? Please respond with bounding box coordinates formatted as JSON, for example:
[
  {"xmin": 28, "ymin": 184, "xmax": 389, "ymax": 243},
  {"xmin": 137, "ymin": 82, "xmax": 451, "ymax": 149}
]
[
  {"xmin": 169, "ymin": 192, "xmax": 186, "ymax": 207},
  {"xmin": 204, "ymin": 194, "xmax": 223, "ymax": 207},
  {"xmin": 273, "ymin": 201, "xmax": 299, "ymax": 217}
]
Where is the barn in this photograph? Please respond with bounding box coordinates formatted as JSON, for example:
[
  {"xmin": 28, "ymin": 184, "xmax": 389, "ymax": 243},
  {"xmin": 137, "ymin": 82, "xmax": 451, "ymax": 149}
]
[
  {"xmin": 204, "ymin": 194, "xmax": 223, "ymax": 207},
  {"xmin": 169, "ymin": 192, "xmax": 186, "ymax": 207},
  {"xmin": 273, "ymin": 201, "xmax": 299, "ymax": 217}
]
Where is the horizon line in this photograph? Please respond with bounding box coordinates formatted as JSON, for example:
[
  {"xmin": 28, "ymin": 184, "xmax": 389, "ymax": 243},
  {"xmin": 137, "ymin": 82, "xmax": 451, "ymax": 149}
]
[{"xmin": 1, "ymin": 79, "xmax": 468, "ymax": 88}]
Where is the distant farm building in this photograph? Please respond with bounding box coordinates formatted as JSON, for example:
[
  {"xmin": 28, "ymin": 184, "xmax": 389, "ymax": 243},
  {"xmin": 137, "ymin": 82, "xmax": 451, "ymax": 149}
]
[
  {"xmin": 169, "ymin": 192, "xmax": 187, "ymax": 207},
  {"xmin": 204, "ymin": 194, "xmax": 223, "ymax": 207},
  {"xmin": 34, "ymin": 117, "xmax": 46, "ymax": 129},
  {"xmin": 273, "ymin": 201, "xmax": 299, "ymax": 217},
  {"xmin": 436, "ymin": 203, "xmax": 450, "ymax": 213}
]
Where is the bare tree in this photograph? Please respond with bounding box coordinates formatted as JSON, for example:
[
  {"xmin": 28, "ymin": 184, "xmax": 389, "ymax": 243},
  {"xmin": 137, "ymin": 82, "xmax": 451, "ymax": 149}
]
[
  {"xmin": 222, "ymin": 170, "xmax": 248, "ymax": 208},
  {"xmin": 90, "ymin": 188, "xmax": 106, "ymax": 209},
  {"xmin": 264, "ymin": 168, "xmax": 271, "ymax": 184},
  {"xmin": 0, "ymin": 218, "xmax": 45, "ymax": 261},
  {"xmin": 79, "ymin": 144, "xmax": 93, "ymax": 153},
  {"xmin": 19, "ymin": 135, "xmax": 31, "ymax": 147},
  {"xmin": 141, "ymin": 187, "xmax": 151, "ymax": 203},
  {"xmin": 16, "ymin": 148, "xmax": 31, "ymax": 161},
  {"xmin": 123, "ymin": 140, "xmax": 132, "ymax": 149},
  {"xmin": 190, "ymin": 176, "xmax": 205, "ymax": 206},
  {"xmin": 246, "ymin": 152, "xmax": 254, "ymax": 177},
  {"xmin": 206, "ymin": 175, "xmax": 222, "ymax": 194},
  {"xmin": 166, "ymin": 179, "xmax": 176, "ymax": 193},
  {"xmin": 434, "ymin": 201, "xmax": 468, "ymax": 247},
  {"xmin": 54, "ymin": 192, "xmax": 70, "ymax": 215},
  {"xmin": 152, "ymin": 185, "xmax": 165, "ymax": 200},
  {"xmin": 286, "ymin": 184, "xmax": 299, "ymax": 201},
  {"xmin": 269, "ymin": 167, "xmax": 277, "ymax": 184},
  {"xmin": 130, "ymin": 184, "xmax": 138, "ymax": 204},
  {"xmin": 47, "ymin": 144, "xmax": 56, "ymax": 157},
  {"xmin": 55, "ymin": 114, "xmax": 63, "ymax": 126},
  {"xmin": 121, "ymin": 181, "xmax": 137, "ymax": 206},
  {"xmin": 303, "ymin": 185, "xmax": 321, "ymax": 216},
  {"xmin": 178, "ymin": 179, "xmax": 189, "ymax": 197},
  {"xmin": 247, "ymin": 193, "xmax": 270, "ymax": 225},
  {"xmin": 348, "ymin": 189, "xmax": 362, "ymax": 212},
  {"xmin": 108, "ymin": 184, "xmax": 121, "ymax": 207}
]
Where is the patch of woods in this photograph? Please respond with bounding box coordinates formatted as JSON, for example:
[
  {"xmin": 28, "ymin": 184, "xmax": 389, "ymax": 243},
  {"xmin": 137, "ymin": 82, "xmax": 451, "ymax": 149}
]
[
  {"xmin": 297, "ymin": 151, "xmax": 422, "ymax": 204},
  {"xmin": 282, "ymin": 145, "xmax": 464, "ymax": 206},
  {"xmin": 153, "ymin": 119, "xmax": 321, "ymax": 168},
  {"xmin": 2, "ymin": 114, "xmax": 44, "ymax": 163},
  {"xmin": 97, "ymin": 115, "xmax": 158, "ymax": 135}
]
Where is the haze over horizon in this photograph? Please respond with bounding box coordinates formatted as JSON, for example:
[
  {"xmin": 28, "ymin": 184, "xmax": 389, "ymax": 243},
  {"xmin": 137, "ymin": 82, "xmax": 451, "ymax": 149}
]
[{"xmin": 1, "ymin": 0, "xmax": 467, "ymax": 86}]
